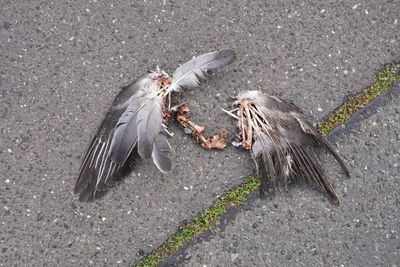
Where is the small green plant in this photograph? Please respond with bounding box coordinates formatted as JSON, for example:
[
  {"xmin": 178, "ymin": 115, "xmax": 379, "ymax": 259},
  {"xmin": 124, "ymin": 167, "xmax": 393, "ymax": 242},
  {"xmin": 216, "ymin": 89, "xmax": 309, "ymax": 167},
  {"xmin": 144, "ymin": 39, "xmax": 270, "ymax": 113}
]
[
  {"xmin": 134, "ymin": 175, "xmax": 260, "ymax": 267},
  {"xmin": 317, "ymin": 64, "xmax": 400, "ymax": 136}
]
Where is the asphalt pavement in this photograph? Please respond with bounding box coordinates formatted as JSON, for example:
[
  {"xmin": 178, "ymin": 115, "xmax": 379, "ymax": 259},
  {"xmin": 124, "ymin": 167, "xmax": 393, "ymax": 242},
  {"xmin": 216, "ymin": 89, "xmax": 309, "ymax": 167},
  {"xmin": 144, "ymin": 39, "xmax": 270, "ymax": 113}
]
[{"xmin": 1, "ymin": 0, "xmax": 399, "ymax": 266}]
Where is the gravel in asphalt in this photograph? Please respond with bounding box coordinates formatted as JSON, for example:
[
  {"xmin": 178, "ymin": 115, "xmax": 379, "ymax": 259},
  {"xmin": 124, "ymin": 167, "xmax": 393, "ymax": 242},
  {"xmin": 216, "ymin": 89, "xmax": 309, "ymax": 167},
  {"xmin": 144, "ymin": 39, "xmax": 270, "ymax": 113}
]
[{"xmin": 0, "ymin": 0, "xmax": 399, "ymax": 265}]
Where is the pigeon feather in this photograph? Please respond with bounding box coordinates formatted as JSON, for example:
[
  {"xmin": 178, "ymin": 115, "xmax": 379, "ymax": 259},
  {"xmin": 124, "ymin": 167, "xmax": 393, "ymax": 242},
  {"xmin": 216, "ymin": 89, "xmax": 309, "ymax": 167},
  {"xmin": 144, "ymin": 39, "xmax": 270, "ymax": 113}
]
[
  {"xmin": 74, "ymin": 74, "xmax": 167, "ymax": 201},
  {"xmin": 136, "ymin": 96, "xmax": 163, "ymax": 159},
  {"xmin": 151, "ymin": 131, "xmax": 173, "ymax": 173},
  {"xmin": 168, "ymin": 49, "xmax": 236, "ymax": 92},
  {"xmin": 233, "ymin": 90, "xmax": 349, "ymax": 205},
  {"xmin": 108, "ymin": 92, "xmax": 144, "ymax": 164}
]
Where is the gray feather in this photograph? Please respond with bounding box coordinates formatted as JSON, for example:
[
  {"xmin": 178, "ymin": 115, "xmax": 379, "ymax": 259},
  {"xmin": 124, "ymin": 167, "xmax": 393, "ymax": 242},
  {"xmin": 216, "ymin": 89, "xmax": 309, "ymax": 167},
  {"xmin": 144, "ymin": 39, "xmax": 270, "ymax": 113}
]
[
  {"xmin": 136, "ymin": 96, "xmax": 163, "ymax": 159},
  {"xmin": 234, "ymin": 90, "xmax": 348, "ymax": 204},
  {"xmin": 168, "ymin": 49, "xmax": 236, "ymax": 92},
  {"xmin": 293, "ymin": 115, "xmax": 350, "ymax": 177},
  {"xmin": 151, "ymin": 133, "xmax": 172, "ymax": 173},
  {"xmin": 108, "ymin": 93, "xmax": 144, "ymax": 163},
  {"xmin": 252, "ymin": 134, "xmax": 271, "ymax": 158},
  {"xmin": 75, "ymin": 74, "xmax": 159, "ymax": 202}
]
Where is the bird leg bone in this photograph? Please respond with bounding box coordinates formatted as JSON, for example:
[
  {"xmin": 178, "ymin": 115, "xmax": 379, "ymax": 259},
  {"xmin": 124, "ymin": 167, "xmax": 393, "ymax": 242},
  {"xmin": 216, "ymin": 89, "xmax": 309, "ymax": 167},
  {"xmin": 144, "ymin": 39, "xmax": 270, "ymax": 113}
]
[
  {"xmin": 162, "ymin": 104, "xmax": 172, "ymax": 124},
  {"xmin": 156, "ymin": 76, "xmax": 174, "ymax": 124},
  {"xmin": 222, "ymin": 100, "xmax": 254, "ymax": 150},
  {"xmin": 241, "ymin": 103, "xmax": 253, "ymax": 150},
  {"xmin": 176, "ymin": 105, "xmax": 227, "ymax": 149}
]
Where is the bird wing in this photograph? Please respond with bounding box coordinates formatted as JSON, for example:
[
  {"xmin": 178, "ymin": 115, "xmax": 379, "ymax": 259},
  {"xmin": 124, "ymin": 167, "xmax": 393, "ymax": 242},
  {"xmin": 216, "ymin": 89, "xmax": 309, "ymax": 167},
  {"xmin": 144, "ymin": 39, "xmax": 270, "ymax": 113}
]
[
  {"xmin": 244, "ymin": 92, "xmax": 347, "ymax": 205},
  {"xmin": 293, "ymin": 114, "xmax": 350, "ymax": 177},
  {"xmin": 74, "ymin": 75, "xmax": 162, "ymax": 202},
  {"xmin": 257, "ymin": 92, "xmax": 349, "ymax": 176},
  {"xmin": 168, "ymin": 49, "xmax": 236, "ymax": 92}
]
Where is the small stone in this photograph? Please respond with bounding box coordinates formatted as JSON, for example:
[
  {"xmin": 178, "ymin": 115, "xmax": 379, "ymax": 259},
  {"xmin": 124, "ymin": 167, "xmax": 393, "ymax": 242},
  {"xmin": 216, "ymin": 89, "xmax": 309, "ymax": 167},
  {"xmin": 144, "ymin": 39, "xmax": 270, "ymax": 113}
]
[
  {"xmin": 138, "ymin": 248, "xmax": 145, "ymax": 256},
  {"xmin": 87, "ymin": 39, "xmax": 96, "ymax": 50},
  {"xmin": 3, "ymin": 22, "xmax": 11, "ymax": 30},
  {"xmin": 70, "ymin": 202, "xmax": 77, "ymax": 210},
  {"xmin": 3, "ymin": 206, "xmax": 10, "ymax": 216},
  {"xmin": 36, "ymin": 211, "xmax": 44, "ymax": 221},
  {"xmin": 231, "ymin": 253, "xmax": 239, "ymax": 262}
]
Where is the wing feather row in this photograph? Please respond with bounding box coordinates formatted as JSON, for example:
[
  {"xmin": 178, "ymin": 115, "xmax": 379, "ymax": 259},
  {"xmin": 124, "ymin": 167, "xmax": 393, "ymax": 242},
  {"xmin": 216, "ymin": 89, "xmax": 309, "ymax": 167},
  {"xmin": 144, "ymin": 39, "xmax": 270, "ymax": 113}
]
[
  {"xmin": 242, "ymin": 91, "xmax": 349, "ymax": 204},
  {"xmin": 75, "ymin": 76, "xmax": 172, "ymax": 201}
]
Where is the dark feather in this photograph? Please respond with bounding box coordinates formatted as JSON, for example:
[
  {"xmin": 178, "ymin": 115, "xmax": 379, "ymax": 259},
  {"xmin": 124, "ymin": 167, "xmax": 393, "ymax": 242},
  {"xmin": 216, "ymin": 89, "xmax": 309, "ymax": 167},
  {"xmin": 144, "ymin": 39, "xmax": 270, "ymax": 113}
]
[
  {"xmin": 293, "ymin": 116, "xmax": 350, "ymax": 177},
  {"xmin": 236, "ymin": 90, "xmax": 349, "ymax": 204},
  {"xmin": 108, "ymin": 95, "xmax": 143, "ymax": 163}
]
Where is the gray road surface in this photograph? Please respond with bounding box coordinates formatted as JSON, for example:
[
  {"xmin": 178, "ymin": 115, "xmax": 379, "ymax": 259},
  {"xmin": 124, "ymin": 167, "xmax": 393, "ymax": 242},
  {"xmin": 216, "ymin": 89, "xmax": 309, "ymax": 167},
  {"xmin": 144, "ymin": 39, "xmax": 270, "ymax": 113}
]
[{"xmin": 1, "ymin": 0, "xmax": 399, "ymax": 266}]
